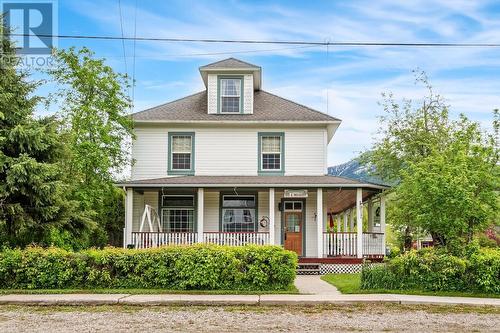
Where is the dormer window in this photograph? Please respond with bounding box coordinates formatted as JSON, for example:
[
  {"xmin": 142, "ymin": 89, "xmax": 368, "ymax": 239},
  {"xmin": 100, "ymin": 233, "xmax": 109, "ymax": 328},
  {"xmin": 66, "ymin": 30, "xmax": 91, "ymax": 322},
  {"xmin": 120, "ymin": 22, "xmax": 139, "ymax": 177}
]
[{"xmin": 219, "ymin": 77, "xmax": 242, "ymax": 113}]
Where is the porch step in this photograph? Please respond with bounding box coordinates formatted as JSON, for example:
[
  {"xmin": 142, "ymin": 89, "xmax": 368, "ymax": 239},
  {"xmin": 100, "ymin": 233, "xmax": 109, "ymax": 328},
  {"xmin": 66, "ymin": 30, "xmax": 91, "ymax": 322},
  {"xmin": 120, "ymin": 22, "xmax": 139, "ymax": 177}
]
[{"xmin": 297, "ymin": 263, "xmax": 320, "ymax": 275}]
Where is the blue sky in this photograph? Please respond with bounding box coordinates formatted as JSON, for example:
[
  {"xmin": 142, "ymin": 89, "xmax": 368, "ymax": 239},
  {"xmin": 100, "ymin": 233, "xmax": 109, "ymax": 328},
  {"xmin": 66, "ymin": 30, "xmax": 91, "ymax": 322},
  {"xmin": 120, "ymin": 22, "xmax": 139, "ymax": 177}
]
[{"xmin": 15, "ymin": 0, "xmax": 500, "ymax": 165}]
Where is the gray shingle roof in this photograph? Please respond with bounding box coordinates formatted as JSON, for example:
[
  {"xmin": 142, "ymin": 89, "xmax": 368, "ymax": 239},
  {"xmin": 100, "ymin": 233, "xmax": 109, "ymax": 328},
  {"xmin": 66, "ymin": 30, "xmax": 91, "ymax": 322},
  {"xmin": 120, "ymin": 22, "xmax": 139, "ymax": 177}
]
[
  {"xmin": 117, "ymin": 175, "xmax": 389, "ymax": 189},
  {"xmin": 133, "ymin": 90, "xmax": 340, "ymax": 122},
  {"xmin": 199, "ymin": 57, "xmax": 260, "ymax": 70}
]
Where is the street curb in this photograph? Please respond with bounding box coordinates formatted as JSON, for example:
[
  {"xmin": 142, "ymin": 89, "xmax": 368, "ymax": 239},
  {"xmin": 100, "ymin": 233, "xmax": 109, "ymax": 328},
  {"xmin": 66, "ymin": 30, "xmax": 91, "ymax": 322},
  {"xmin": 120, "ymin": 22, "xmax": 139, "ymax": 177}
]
[{"xmin": 0, "ymin": 294, "xmax": 498, "ymax": 307}]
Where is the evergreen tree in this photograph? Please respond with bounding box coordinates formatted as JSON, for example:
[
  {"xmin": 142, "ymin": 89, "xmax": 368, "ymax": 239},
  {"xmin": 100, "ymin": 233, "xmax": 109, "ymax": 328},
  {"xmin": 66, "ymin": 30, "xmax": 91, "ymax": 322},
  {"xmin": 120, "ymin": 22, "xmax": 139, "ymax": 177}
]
[{"xmin": 0, "ymin": 27, "xmax": 82, "ymax": 247}]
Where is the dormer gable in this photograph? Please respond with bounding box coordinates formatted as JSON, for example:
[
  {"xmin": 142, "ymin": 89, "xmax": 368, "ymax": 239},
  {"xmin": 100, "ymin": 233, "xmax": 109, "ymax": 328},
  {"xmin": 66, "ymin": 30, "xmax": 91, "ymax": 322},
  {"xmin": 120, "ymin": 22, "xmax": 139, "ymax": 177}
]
[{"xmin": 199, "ymin": 58, "xmax": 261, "ymax": 115}]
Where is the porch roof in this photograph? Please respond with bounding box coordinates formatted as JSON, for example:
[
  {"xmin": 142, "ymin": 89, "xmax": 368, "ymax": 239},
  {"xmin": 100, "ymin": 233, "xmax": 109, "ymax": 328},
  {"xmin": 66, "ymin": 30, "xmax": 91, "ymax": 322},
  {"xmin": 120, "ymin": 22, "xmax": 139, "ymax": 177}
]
[{"xmin": 117, "ymin": 175, "xmax": 389, "ymax": 190}]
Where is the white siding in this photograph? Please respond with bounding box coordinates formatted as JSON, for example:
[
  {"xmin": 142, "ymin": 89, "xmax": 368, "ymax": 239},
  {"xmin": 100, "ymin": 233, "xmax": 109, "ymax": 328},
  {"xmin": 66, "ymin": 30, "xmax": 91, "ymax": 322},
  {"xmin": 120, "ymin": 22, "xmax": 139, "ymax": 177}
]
[
  {"xmin": 257, "ymin": 191, "xmax": 269, "ymax": 232},
  {"xmin": 204, "ymin": 190, "xmax": 219, "ymax": 231},
  {"xmin": 274, "ymin": 191, "xmax": 283, "ymax": 245},
  {"xmin": 132, "ymin": 190, "xmax": 158, "ymax": 232},
  {"xmin": 207, "ymin": 74, "xmax": 217, "ymax": 114},
  {"xmin": 131, "ymin": 126, "xmax": 327, "ymax": 178},
  {"xmin": 243, "ymin": 74, "xmax": 253, "ymax": 114},
  {"xmin": 285, "ymin": 130, "xmax": 326, "ymax": 175},
  {"xmin": 195, "ymin": 128, "xmax": 257, "ymax": 175},
  {"xmin": 132, "ymin": 192, "xmax": 144, "ymax": 232},
  {"xmin": 305, "ymin": 192, "xmax": 317, "ymax": 257},
  {"xmin": 131, "ymin": 127, "xmax": 168, "ymax": 180}
]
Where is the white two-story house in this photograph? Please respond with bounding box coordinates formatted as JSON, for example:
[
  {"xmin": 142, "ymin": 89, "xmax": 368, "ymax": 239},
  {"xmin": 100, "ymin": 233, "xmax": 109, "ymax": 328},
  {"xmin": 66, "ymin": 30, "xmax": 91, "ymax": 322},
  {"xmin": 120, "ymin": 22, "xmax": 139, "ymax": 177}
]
[{"xmin": 119, "ymin": 58, "xmax": 388, "ymax": 272}]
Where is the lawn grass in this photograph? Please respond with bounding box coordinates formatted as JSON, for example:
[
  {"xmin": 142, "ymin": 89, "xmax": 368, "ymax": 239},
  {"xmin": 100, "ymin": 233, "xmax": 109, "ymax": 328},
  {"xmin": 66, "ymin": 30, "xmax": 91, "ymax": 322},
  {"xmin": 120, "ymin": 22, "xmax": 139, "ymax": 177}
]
[
  {"xmin": 0, "ymin": 285, "xmax": 299, "ymax": 295},
  {"xmin": 321, "ymin": 273, "xmax": 500, "ymax": 298}
]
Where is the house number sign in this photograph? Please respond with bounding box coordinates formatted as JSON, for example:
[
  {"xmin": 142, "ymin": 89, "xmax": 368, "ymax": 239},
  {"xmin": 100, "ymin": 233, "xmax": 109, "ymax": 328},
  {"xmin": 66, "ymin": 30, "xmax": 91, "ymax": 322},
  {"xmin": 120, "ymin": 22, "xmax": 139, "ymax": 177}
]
[{"xmin": 284, "ymin": 189, "xmax": 308, "ymax": 198}]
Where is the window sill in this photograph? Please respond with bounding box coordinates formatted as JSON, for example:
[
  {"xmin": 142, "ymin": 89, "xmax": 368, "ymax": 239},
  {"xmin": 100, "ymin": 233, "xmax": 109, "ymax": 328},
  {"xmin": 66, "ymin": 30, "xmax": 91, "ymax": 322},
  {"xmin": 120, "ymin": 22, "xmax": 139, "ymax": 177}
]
[
  {"xmin": 258, "ymin": 171, "xmax": 285, "ymax": 176},
  {"xmin": 168, "ymin": 170, "xmax": 195, "ymax": 176}
]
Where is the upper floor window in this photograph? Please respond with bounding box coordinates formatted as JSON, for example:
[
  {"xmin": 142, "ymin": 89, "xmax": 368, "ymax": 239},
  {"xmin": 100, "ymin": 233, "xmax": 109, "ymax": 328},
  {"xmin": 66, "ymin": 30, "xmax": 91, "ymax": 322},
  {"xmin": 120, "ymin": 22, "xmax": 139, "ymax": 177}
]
[
  {"xmin": 259, "ymin": 133, "xmax": 284, "ymax": 174},
  {"xmin": 220, "ymin": 78, "xmax": 242, "ymax": 113},
  {"xmin": 168, "ymin": 133, "xmax": 195, "ymax": 174}
]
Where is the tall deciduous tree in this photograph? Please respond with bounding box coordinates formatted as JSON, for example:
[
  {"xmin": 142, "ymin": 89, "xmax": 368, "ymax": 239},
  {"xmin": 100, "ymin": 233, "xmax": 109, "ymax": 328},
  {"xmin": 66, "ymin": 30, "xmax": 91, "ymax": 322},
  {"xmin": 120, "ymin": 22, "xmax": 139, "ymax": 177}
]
[
  {"xmin": 48, "ymin": 47, "xmax": 134, "ymax": 246},
  {"xmin": 0, "ymin": 27, "xmax": 80, "ymax": 247},
  {"xmin": 364, "ymin": 72, "xmax": 499, "ymax": 251}
]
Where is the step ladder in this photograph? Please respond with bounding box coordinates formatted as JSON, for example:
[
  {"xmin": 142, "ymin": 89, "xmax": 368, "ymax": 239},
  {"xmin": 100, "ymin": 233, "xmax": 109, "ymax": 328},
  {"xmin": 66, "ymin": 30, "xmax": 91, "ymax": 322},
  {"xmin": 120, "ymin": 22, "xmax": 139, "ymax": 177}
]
[{"xmin": 297, "ymin": 263, "xmax": 320, "ymax": 275}]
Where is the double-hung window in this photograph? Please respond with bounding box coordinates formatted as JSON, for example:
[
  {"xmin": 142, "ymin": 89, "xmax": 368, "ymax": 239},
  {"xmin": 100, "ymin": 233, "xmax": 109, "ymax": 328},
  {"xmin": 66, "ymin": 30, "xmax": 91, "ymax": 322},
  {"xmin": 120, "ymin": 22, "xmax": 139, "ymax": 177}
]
[
  {"xmin": 168, "ymin": 133, "xmax": 194, "ymax": 174},
  {"xmin": 219, "ymin": 78, "xmax": 242, "ymax": 113},
  {"xmin": 221, "ymin": 195, "xmax": 256, "ymax": 232},
  {"xmin": 259, "ymin": 133, "xmax": 284, "ymax": 174},
  {"xmin": 161, "ymin": 195, "xmax": 195, "ymax": 232}
]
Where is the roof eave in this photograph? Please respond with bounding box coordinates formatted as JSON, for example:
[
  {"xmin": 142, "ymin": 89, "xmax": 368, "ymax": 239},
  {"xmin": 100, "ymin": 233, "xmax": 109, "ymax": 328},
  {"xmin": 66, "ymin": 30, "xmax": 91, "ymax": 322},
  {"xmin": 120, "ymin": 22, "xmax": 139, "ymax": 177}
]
[
  {"xmin": 117, "ymin": 182, "xmax": 390, "ymax": 190},
  {"xmin": 199, "ymin": 67, "xmax": 262, "ymax": 90},
  {"xmin": 132, "ymin": 119, "xmax": 342, "ymax": 125}
]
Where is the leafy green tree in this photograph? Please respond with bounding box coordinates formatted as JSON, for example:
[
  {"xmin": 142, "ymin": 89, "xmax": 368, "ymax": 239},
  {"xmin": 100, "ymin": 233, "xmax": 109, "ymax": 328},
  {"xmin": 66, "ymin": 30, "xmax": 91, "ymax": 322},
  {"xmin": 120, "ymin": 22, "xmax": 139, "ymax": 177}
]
[
  {"xmin": 0, "ymin": 27, "xmax": 81, "ymax": 247},
  {"xmin": 364, "ymin": 72, "xmax": 499, "ymax": 250},
  {"xmin": 48, "ymin": 47, "xmax": 133, "ymax": 246}
]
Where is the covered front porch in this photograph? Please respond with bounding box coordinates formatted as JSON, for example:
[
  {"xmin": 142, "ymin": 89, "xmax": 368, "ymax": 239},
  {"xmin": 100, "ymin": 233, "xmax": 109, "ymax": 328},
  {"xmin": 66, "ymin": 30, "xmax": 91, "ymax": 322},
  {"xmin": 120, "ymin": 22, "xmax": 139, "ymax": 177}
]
[{"xmin": 119, "ymin": 176, "xmax": 388, "ymax": 259}]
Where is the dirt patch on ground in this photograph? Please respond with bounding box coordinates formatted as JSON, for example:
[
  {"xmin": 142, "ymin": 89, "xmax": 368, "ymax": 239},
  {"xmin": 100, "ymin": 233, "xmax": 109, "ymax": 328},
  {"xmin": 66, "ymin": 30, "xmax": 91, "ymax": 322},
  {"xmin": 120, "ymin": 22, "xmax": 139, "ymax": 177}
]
[{"xmin": 0, "ymin": 304, "xmax": 499, "ymax": 332}]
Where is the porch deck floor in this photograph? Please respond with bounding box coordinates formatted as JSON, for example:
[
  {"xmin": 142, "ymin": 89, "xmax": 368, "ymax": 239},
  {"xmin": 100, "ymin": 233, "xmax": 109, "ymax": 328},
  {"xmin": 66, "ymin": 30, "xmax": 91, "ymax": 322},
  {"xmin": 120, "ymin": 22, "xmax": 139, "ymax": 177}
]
[{"xmin": 294, "ymin": 275, "xmax": 341, "ymax": 295}]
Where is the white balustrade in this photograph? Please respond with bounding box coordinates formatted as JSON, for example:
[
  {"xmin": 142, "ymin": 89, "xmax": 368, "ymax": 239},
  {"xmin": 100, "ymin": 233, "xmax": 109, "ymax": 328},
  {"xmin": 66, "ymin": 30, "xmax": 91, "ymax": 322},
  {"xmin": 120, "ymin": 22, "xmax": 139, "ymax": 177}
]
[
  {"xmin": 131, "ymin": 232, "xmax": 198, "ymax": 249},
  {"xmin": 323, "ymin": 232, "xmax": 385, "ymax": 257},
  {"xmin": 203, "ymin": 232, "xmax": 270, "ymax": 246}
]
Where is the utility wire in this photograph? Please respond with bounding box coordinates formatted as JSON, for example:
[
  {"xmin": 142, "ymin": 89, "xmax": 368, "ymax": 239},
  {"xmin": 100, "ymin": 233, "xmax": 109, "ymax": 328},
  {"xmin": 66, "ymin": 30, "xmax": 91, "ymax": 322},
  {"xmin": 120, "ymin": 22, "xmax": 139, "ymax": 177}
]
[
  {"xmin": 117, "ymin": 0, "xmax": 128, "ymax": 75},
  {"xmin": 5, "ymin": 33, "xmax": 500, "ymax": 47},
  {"xmin": 131, "ymin": 0, "xmax": 138, "ymax": 110}
]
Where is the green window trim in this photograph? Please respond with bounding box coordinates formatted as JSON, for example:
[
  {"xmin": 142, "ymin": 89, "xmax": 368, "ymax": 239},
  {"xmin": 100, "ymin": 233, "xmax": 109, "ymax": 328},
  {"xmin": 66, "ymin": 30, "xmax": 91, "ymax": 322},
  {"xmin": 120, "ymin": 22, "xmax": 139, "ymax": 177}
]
[
  {"xmin": 158, "ymin": 190, "xmax": 198, "ymax": 232},
  {"xmin": 217, "ymin": 75, "xmax": 244, "ymax": 114},
  {"xmin": 168, "ymin": 132, "xmax": 195, "ymax": 175},
  {"xmin": 258, "ymin": 132, "xmax": 285, "ymax": 176},
  {"xmin": 219, "ymin": 191, "xmax": 259, "ymax": 232}
]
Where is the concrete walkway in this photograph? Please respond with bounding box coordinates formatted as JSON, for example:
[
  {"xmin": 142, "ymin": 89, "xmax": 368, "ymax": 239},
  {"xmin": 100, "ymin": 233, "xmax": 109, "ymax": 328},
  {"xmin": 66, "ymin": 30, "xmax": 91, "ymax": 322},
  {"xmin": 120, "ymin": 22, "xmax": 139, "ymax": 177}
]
[
  {"xmin": 294, "ymin": 275, "xmax": 341, "ymax": 295},
  {"xmin": 0, "ymin": 293, "xmax": 498, "ymax": 307}
]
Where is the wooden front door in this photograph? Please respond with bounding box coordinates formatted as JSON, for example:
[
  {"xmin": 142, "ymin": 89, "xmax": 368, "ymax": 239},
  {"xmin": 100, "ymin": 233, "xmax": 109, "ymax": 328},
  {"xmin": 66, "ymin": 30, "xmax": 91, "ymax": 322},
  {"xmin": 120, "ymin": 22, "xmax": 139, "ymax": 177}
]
[{"xmin": 284, "ymin": 211, "xmax": 303, "ymax": 256}]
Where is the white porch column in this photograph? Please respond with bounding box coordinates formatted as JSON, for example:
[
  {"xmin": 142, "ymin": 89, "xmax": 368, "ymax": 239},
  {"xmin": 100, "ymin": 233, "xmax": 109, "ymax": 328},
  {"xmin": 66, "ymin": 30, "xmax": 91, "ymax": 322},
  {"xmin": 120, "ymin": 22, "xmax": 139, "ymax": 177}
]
[
  {"xmin": 124, "ymin": 188, "xmax": 133, "ymax": 248},
  {"xmin": 356, "ymin": 188, "xmax": 363, "ymax": 258},
  {"xmin": 367, "ymin": 198, "xmax": 374, "ymax": 232},
  {"xmin": 343, "ymin": 212, "xmax": 348, "ymax": 232},
  {"xmin": 380, "ymin": 194, "xmax": 386, "ymax": 254},
  {"xmin": 197, "ymin": 188, "xmax": 204, "ymax": 243},
  {"xmin": 349, "ymin": 209, "xmax": 354, "ymax": 232},
  {"xmin": 317, "ymin": 188, "xmax": 324, "ymax": 258},
  {"xmin": 269, "ymin": 187, "xmax": 275, "ymax": 245}
]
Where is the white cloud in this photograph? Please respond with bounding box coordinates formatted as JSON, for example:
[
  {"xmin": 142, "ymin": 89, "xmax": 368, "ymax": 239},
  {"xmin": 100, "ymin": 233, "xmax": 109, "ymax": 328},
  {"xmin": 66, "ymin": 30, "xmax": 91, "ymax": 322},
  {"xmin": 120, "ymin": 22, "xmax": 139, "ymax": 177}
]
[{"xmin": 64, "ymin": 0, "xmax": 499, "ymax": 165}]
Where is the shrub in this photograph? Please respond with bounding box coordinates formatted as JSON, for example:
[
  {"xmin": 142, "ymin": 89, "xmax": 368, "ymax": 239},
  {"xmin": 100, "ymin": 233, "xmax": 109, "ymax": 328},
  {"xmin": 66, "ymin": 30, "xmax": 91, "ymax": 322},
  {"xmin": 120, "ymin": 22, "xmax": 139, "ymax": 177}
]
[
  {"xmin": 467, "ymin": 248, "xmax": 500, "ymax": 293},
  {"xmin": 361, "ymin": 247, "xmax": 499, "ymax": 294},
  {"xmin": 0, "ymin": 245, "xmax": 297, "ymax": 291}
]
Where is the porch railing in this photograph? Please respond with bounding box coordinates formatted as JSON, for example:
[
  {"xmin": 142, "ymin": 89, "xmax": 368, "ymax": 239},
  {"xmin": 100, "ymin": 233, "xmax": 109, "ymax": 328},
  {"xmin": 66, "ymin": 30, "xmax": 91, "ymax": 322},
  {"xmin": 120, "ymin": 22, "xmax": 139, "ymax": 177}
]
[
  {"xmin": 203, "ymin": 232, "xmax": 270, "ymax": 246},
  {"xmin": 362, "ymin": 232, "xmax": 384, "ymax": 256},
  {"xmin": 131, "ymin": 232, "xmax": 198, "ymax": 249},
  {"xmin": 323, "ymin": 232, "xmax": 385, "ymax": 257},
  {"xmin": 131, "ymin": 231, "xmax": 270, "ymax": 248},
  {"xmin": 323, "ymin": 232, "xmax": 358, "ymax": 257}
]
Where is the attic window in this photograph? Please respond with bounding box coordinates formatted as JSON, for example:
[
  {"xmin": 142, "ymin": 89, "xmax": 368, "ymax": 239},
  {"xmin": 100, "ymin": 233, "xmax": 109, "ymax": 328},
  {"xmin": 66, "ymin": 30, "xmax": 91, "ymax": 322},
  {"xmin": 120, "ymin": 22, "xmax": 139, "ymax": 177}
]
[{"xmin": 220, "ymin": 78, "xmax": 242, "ymax": 113}]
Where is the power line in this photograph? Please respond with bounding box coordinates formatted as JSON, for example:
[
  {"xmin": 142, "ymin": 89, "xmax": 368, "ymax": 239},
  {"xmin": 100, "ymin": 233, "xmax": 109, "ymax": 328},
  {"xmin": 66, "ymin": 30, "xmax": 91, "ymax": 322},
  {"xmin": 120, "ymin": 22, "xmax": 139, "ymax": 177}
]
[
  {"xmin": 117, "ymin": 0, "xmax": 128, "ymax": 75},
  {"xmin": 131, "ymin": 0, "xmax": 138, "ymax": 110},
  {"xmin": 5, "ymin": 33, "xmax": 500, "ymax": 47}
]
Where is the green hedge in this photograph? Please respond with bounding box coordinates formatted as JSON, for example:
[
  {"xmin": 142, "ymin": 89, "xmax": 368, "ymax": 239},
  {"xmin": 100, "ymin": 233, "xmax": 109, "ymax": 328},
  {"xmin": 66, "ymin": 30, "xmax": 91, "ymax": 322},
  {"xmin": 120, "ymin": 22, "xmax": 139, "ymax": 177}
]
[
  {"xmin": 361, "ymin": 247, "xmax": 500, "ymax": 294},
  {"xmin": 0, "ymin": 245, "xmax": 298, "ymax": 290}
]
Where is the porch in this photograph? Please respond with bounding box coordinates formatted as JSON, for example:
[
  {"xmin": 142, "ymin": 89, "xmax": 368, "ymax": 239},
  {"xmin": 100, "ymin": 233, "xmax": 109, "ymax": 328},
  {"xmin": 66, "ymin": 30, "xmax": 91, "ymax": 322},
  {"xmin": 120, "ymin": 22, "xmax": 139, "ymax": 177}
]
[
  {"xmin": 120, "ymin": 176, "xmax": 388, "ymax": 259},
  {"xmin": 130, "ymin": 231, "xmax": 384, "ymax": 259}
]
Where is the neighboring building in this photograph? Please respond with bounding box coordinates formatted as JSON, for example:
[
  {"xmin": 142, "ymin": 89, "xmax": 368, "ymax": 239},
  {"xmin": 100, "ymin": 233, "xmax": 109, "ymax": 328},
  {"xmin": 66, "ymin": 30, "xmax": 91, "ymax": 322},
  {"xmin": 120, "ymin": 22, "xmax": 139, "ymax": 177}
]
[{"xmin": 118, "ymin": 58, "xmax": 388, "ymax": 273}]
